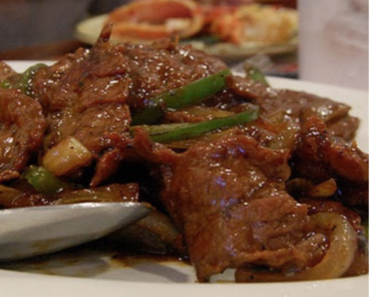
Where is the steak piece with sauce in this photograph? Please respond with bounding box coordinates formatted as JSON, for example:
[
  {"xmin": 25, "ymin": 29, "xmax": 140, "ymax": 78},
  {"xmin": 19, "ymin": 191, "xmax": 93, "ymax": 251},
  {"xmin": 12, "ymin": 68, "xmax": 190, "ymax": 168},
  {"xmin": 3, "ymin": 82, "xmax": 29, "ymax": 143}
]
[
  {"xmin": 0, "ymin": 24, "xmax": 367, "ymax": 282},
  {"xmin": 155, "ymin": 132, "xmax": 314, "ymax": 281},
  {"xmin": 131, "ymin": 113, "xmax": 367, "ymax": 281},
  {"xmin": 227, "ymin": 76, "xmax": 360, "ymax": 141},
  {"xmin": 30, "ymin": 24, "xmax": 227, "ymax": 186},
  {"xmin": 0, "ymin": 89, "xmax": 47, "ymax": 182},
  {"xmin": 291, "ymin": 116, "xmax": 369, "ymax": 207}
]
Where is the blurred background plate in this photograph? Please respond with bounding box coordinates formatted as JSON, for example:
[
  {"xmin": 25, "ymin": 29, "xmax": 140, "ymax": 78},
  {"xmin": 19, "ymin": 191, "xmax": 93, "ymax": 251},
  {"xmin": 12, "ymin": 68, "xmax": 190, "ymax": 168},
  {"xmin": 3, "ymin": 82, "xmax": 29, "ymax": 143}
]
[{"xmin": 74, "ymin": 13, "xmax": 298, "ymax": 64}]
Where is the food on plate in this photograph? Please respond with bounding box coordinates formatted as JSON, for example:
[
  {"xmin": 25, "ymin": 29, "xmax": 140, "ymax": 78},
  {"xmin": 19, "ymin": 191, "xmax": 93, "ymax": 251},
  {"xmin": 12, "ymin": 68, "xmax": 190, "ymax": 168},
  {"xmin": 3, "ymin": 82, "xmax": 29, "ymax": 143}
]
[
  {"xmin": 209, "ymin": 3, "xmax": 298, "ymax": 45},
  {"xmin": 105, "ymin": 0, "xmax": 298, "ymax": 46},
  {"xmin": 106, "ymin": 0, "xmax": 205, "ymax": 42},
  {"xmin": 0, "ymin": 24, "xmax": 368, "ymax": 283}
]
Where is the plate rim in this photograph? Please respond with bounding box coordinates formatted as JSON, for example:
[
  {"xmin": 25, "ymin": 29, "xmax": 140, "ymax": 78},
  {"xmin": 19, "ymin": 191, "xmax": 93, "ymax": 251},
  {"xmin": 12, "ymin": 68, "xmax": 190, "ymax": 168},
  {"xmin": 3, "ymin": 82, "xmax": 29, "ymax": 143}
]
[{"xmin": 0, "ymin": 269, "xmax": 368, "ymax": 297}]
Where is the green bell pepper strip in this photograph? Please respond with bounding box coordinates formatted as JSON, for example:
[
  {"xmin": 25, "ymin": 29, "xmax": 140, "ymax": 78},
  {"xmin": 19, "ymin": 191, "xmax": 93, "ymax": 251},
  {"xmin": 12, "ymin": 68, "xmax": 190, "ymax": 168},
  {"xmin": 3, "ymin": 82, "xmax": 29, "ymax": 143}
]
[
  {"xmin": 17, "ymin": 63, "xmax": 47, "ymax": 96},
  {"xmin": 0, "ymin": 80, "xmax": 11, "ymax": 89},
  {"xmin": 181, "ymin": 35, "xmax": 221, "ymax": 45},
  {"xmin": 0, "ymin": 63, "xmax": 47, "ymax": 95},
  {"xmin": 131, "ymin": 69, "xmax": 231, "ymax": 125},
  {"xmin": 148, "ymin": 107, "xmax": 259, "ymax": 144},
  {"xmin": 244, "ymin": 63, "xmax": 270, "ymax": 87},
  {"xmin": 23, "ymin": 166, "xmax": 77, "ymax": 195}
]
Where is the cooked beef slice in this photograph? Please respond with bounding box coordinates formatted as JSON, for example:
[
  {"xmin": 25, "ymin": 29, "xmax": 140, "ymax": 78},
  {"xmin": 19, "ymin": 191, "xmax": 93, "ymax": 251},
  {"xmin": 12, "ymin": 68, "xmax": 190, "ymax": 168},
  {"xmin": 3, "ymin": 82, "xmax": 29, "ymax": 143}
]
[
  {"xmin": 158, "ymin": 133, "xmax": 311, "ymax": 281},
  {"xmin": 0, "ymin": 89, "xmax": 47, "ymax": 182},
  {"xmin": 227, "ymin": 76, "xmax": 360, "ymax": 141},
  {"xmin": 29, "ymin": 27, "xmax": 227, "ymax": 185},
  {"xmin": 291, "ymin": 116, "xmax": 368, "ymax": 207}
]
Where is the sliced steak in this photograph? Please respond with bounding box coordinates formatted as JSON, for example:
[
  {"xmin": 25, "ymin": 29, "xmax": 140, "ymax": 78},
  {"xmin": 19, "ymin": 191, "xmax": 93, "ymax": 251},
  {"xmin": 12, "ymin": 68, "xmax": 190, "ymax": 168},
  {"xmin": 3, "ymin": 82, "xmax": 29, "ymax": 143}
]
[
  {"xmin": 158, "ymin": 133, "xmax": 310, "ymax": 281},
  {"xmin": 0, "ymin": 89, "xmax": 47, "ymax": 182},
  {"xmin": 29, "ymin": 26, "xmax": 227, "ymax": 185},
  {"xmin": 291, "ymin": 116, "xmax": 369, "ymax": 208},
  {"xmin": 228, "ymin": 76, "xmax": 360, "ymax": 141}
]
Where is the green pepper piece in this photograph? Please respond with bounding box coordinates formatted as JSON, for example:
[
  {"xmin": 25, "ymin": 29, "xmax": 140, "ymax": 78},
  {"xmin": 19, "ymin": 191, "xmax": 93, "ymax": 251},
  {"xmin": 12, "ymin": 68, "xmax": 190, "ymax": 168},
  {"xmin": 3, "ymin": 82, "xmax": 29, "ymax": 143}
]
[
  {"xmin": 0, "ymin": 79, "xmax": 11, "ymax": 89},
  {"xmin": 17, "ymin": 63, "xmax": 47, "ymax": 96},
  {"xmin": 182, "ymin": 35, "xmax": 221, "ymax": 45},
  {"xmin": 131, "ymin": 69, "xmax": 231, "ymax": 125},
  {"xmin": 149, "ymin": 107, "xmax": 259, "ymax": 144},
  {"xmin": 244, "ymin": 63, "xmax": 270, "ymax": 87},
  {"xmin": 23, "ymin": 166, "xmax": 73, "ymax": 195},
  {"xmin": 2, "ymin": 63, "xmax": 47, "ymax": 95}
]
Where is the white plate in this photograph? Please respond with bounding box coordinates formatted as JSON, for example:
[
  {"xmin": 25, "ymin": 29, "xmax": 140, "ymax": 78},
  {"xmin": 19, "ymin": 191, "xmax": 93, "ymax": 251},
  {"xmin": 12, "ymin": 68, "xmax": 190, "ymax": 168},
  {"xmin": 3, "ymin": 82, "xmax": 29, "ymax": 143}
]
[
  {"xmin": 74, "ymin": 14, "xmax": 298, "ymax": 62},
  {"xmin": 0, "ymin": 61, "xmax": 368, "ymax": 297}
]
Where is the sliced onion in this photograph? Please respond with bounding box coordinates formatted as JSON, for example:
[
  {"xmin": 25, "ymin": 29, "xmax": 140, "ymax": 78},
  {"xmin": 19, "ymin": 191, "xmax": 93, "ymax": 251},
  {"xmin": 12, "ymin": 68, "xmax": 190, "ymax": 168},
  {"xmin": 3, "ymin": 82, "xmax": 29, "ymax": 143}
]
[
  {"xmin": 307, "ymin": 179, "xmax": 337, "ymax": 198},
  {"xmin": 286, "ymin": 178, "xmax": 337, "ymax": 199},
  {"xmin": 42, "ymin": 136, "xmax": 92, "ymax": 176},
  {"xmin": 293, "ymin": 212, "xmax": 358, "ymax": 280},
  {"xmin": 235, "ymin": 212, "xmax": 358, "ymax": 282}
]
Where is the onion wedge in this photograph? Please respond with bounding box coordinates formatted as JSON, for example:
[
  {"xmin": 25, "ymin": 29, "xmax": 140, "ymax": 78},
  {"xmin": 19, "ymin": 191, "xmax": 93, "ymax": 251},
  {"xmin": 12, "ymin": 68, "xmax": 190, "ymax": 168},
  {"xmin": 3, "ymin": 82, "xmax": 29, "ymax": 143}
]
[
  {"xmin": 42, "ymin": 136, "xmax": 93, "ymax": 177},
  {"xmin": 235, "ymin": 212, "xmax": 358, "ymax": 282}
]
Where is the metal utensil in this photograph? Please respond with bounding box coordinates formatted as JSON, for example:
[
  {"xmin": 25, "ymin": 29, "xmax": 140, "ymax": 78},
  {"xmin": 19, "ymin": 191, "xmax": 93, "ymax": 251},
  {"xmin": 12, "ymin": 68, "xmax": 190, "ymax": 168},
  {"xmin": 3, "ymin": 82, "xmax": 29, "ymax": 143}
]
[{"xmin": 0, "ymin": 202, "xmax": 151, "ymax": 261}]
